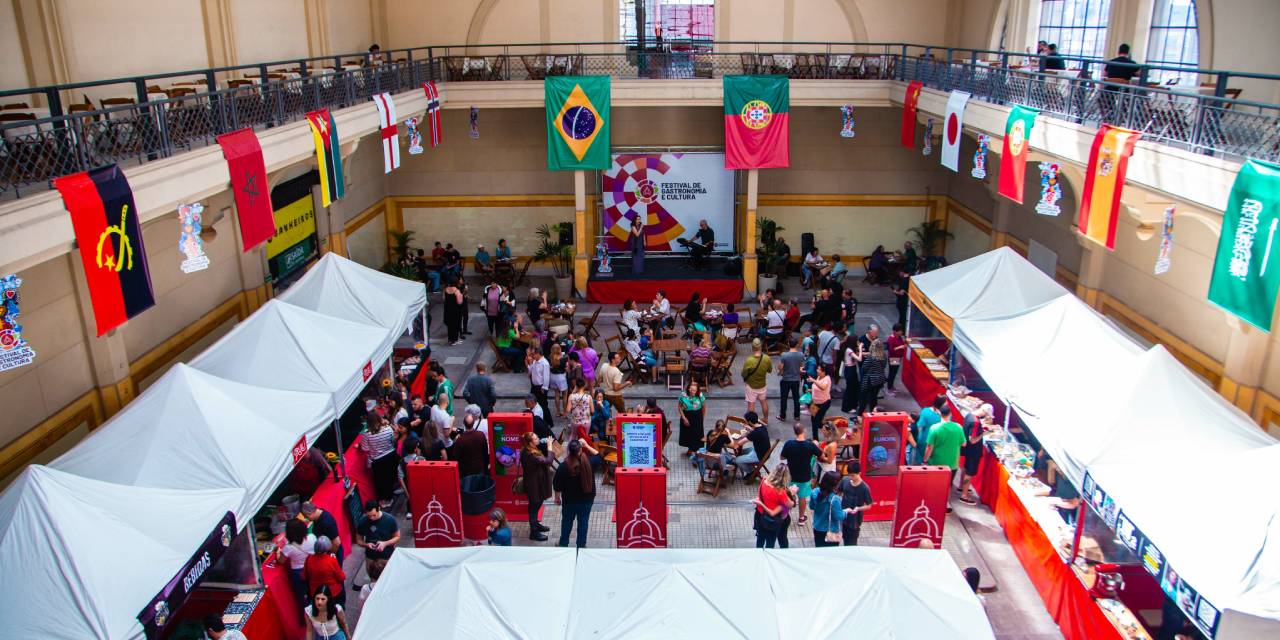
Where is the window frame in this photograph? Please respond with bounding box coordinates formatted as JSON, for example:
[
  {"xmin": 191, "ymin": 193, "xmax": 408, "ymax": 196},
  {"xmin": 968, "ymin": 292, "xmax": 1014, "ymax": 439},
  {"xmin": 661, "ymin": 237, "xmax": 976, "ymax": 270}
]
[
  {"xmin": 1146, "ymin": 0, "xmax": 1200, "ymax": 85},
  {"xmin": 1036, "ymin": 0, "xmax": 1114, "ymax": 68}
]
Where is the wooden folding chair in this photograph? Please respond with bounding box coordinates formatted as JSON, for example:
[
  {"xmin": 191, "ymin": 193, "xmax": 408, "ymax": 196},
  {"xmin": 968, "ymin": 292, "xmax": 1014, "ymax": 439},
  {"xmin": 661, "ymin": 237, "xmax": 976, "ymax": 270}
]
[
  {"xmin": 488, "ymin": 338, "xmax": 512, "ymax": 373},
  {"xmin": 598, "ymin": 443, "xmax": 619, "ymax": 486},
  {"xmin": 578, "ymin": 307, "xmax": 602, "ymax": 341},
  {"xmin": 688, "ymin": 356, "xmax": 712, "ymax": 389},
  {"xmin": 511, "ymin": 257, "xmax": 534, "ymax": 289},
  {"xmin": 662, "ymin": 356, "xmax": 686, "ymax": 391},
  {"xmin": 695, "ymin": 452, "xmax": 735, "ymax": 497},
  {"xmin": 743, "ymin": 439, "xmax": 779, "ymax": 484},
  {"xmin": 710, "ymin": 350, "xmax": 737, "ymax": 388}
]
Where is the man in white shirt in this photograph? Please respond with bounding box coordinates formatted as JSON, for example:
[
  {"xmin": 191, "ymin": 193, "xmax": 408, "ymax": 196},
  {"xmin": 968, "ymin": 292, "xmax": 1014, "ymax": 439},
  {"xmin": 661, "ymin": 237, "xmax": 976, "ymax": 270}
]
[
  {"xmin": 527, "ymin": 346, "xmax": 553, "ymax": 426},
  {"xmin": 650, "ymin": 289, "xmax": 672, "ymax": 332},
  {"xmin": 763, "ymin": 299, "xmax": 786, "ymax": 344}
]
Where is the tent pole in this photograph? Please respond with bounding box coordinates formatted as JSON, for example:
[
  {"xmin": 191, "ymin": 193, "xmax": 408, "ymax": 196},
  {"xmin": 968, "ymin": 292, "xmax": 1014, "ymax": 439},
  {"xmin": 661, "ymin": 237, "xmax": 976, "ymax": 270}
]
[
  {"xmin": 331, "ymin": 418, "xmax": 347, "ymax": 481},
  {"xmin": 420, "ymin": 307, "xmax": 428, "ymax": 344},
  {"xmin": 247, "ymin": 518, "xmax": 264, "ymax": 586}
]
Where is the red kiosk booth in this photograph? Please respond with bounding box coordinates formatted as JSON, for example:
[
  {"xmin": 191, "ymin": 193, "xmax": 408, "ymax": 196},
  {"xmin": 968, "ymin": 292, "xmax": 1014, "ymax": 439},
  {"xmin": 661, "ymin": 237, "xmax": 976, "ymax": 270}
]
[
  {"xmin": 859, "ymin": 412, "xmax": 910, "ymax": 522},
  {"xmin": 615, "ymin": 467, "xmax": 668, "ymax": 548},
  {"xmin": 405, "ymin": 460, "xmax": 464, "ymax": 547}
]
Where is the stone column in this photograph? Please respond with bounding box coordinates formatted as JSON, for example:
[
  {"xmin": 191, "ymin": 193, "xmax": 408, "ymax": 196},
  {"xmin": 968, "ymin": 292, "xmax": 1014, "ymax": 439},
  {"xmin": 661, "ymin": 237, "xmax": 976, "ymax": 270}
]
[
  {"xmin": 1074, "ymin": 234, "xmax": 1108, "ymax": 308},
  {"xmin": 1217, "ymin": 316, "xmax": 1271, "ymax": 417},
  {"xmin": 68, "ymin": 254, "xmax": 134, "ymax": 417},
  {"xmin": 989, "ymin": 199, "xmax": 1015, "ymax": 249},
  {"xmin": 573, "ymin": 170, "xmax": 590, "ymax": 298},
  {"xmin": 742, "ymin": 169, "xmax": 759, "ymax": 295},
  {"xmin": 227, "ymin": 203, "xmax": 271, "ymax": 313}
]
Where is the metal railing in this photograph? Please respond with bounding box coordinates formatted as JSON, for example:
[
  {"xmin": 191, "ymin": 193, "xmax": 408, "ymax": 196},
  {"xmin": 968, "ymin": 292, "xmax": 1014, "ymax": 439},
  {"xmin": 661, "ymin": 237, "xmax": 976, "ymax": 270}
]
[{"xmin": 2, "ymin": 41, "xmax": 1278, "ymax": 199}]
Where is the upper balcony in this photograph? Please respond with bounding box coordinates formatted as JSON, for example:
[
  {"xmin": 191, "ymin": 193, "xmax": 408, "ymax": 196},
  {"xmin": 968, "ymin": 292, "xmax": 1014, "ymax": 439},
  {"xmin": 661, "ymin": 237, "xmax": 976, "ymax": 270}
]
[{"xmin": 1, "ymin": 40, "xmax": 1277, "ymax": 201}]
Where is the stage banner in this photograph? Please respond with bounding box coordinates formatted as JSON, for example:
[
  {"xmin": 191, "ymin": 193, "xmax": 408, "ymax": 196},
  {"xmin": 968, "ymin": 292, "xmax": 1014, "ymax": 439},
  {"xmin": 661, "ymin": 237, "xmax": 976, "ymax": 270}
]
[
  {"xmin": 1078, "ymin": 124, "xmax": 1141, "ymax": 249},
  {"xmin": 900, "ymin": 80, "xmax": 922, "ymax": 148},
  {"xmin": 601, "ymin": 152, "xmax": 735, "ymax": 251},
  {"xmin": 616, "ymin": 467, "xmax": 668, "ymax": 548},
  {"xmin": 941, "ymin": 90, "xmax": 970, "ymax": 171},
  {"xmin": 405, "ymin": 461, "xmax": 463, "ymax": 547},
  {"xmin": 891, "ymin": 466, "xmax": 950, "ymax": 548},
  {"xmin": 1208, "ymin": 159, "xmax": 1280, "ymax": 330},
  {"xmin": 545, "ymin": 75, "xmax": 611, "ymax": 170},
  {"xmin": 723, "ymin": 75, "xmax": 790, "ymax": 169},
  {"xmin": 488, "ymin": 413, "xmax": 533, "ymax": 520},
  {"xmin": 860, "ymin": 412, "xmax": 910, "ymax": 522},
  {"xmin": 998, "ymin": 105, "xmax": 1039, "ymax": 204}
]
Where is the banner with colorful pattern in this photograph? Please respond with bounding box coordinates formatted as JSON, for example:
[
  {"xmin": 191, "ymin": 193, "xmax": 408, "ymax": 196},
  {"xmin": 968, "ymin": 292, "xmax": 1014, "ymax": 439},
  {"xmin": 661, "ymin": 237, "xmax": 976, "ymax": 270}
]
[
  {"xmin": 922, "ymin": 118, "xmax": 934, "ymax": 156},
  {"xmin": 178, "ymin": 203, "xmax": 210, "ymax": 273},
  {"xmin": 971, "ymin": 134, "xmax": 989, "ymax": 179},
  {"xmin": 1035, "ymin": 162, "xmax": 1062, "ymax": 216},
  {"xmin": 1155, "ymin": 205, "xmax": 1174, "ymax": 275},
  {"xmin": 840, "ymin": 105, "xmax": 855, "ymax": 138},
  {"xmin": 0, "ymin": 274, "xmax": 36, "ymax": 372}
]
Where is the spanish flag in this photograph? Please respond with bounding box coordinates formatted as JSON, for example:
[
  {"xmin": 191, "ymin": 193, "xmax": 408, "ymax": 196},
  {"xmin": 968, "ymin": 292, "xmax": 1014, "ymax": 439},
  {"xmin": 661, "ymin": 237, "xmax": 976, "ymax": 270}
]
[
  {"xmin": 1078, "ymin": 125, "xmax": 1141, "ymax": 250},
  {"xmin": 54, "ymin": 165, "xmax": 155, "ymax": 336},
  {"xmin": 306, "ymin": 109, "xmax": 345, "ymax": 206}
]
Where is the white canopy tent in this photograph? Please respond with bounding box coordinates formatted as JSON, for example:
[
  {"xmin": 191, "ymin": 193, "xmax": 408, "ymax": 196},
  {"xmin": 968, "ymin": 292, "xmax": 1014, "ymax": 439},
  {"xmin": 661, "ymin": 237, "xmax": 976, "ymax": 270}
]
[
  {"xmin": 355, "ymin": 547, "xmax": 994, "ymax": 640},
  {"xmin": 276, "ymin": 253, "xmax": 427, "ymax": 358},
  {"xmin": 49, "ymin": 363, "xmax": 335, "ymax": 521},
  {"xmin": 0, "ymin": 466, "xmax": 244, "ymax": 640},
  {"xmin": 909, "ymin": 246, "xmax": 1069, "ymax": 334},
  {"xmin": 189, "ymin": 299, "xmax": 391, "ymax": 413}
]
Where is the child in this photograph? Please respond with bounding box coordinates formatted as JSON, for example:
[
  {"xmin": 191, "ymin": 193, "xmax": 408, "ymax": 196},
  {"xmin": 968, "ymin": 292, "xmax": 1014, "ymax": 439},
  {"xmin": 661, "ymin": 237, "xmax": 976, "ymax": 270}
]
[{"xmin": 487, "ymin": 508, "xmax": 512, "ymax": 546}]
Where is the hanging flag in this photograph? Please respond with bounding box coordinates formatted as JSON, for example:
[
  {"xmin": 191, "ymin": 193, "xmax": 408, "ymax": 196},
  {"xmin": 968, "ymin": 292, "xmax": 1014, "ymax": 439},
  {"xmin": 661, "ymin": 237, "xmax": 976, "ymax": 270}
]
[
  {"xmin": 997, "ymin": 105, "xmax": 1039, "ymax": 203},
  {"xmin": 1078, "ymin": 124, "xmax": 1141, "ymax": 249},
  {"xmin": 422, "ymin": 81, "xmax": 443, "ymax": 147},
  {"xmin": 900, "ymin": 80, "xmax": 923, "ymax": 148},
  {"xmin": 941, "ymin": 90, "xmax": 970, "ymax": 171},
  {"xmin": 0, "ymin": 274, "xmax": 37, "ymax": 372},
  {"xmin": 1207, "ymin": 159, "xmax": 1280, "ymax": 331},
  {"xmin": 305, "ymin": 109, "xmax": 345, "ymax": 207},
  {"xmin": 723, "ymin": 75, "xmax": 790, "ymax": 169},
  {"xmin": 840, "ymin": 105, "xmax": 855, "ymax": 138},
  {"xmin": 405, "ymin": 117, "xmax": 423, "ymax": 155},
  {"xmin": 545, "ymin": 75, "xmax": 611, "ymax": 170},
  {"xmin": 1036, "ymin": 163, "xmax": 1063, "ymax": 216},
  {"xmin": 922, "ymin": 118, "xmax": 934, "ymax": 156},
  {"xmin": 215, "ymin": 128, "xmax": 275, "ymax": 251},
  {"xmin": 178, "ymin": 203, "xmax": 210, "ymax": 273},
  {"xmin": 971, "ymin": 134, "xmax": 989, "ymax": 179},
  {"xmin": 372, "ymin": 92, "xmax": 400, "ymax": 174},
  {"xmin": 54, "ymin": 165, "xmax": 155, "ymax": 336},
  {"xmin": 1155, "ymin": 205, "xmax": 1174, "ymax": 275},
  {"xmin": 469, "ymin": 107, "xmax": 479, "ymax": 139}
]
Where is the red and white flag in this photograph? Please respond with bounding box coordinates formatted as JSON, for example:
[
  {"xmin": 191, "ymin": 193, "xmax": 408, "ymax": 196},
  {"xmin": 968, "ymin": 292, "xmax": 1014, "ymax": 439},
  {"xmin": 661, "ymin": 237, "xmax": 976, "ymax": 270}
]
[
  {"xmin": 372, "ymin": 92, "xmax": 400, "ymax": 173},
  {"xmin": 423, "ymin": 81, "xmax": 442, "ymax": 147},
  {"xmin": 940, "ymin": 90, "xmax": 970, "ymax": 172}
]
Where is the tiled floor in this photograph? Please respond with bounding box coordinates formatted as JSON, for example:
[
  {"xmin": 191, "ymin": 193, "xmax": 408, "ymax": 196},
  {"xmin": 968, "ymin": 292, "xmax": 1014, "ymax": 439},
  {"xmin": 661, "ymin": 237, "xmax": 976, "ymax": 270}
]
[{"xmin": 340, "ymin": 276, "xmax": 1063, "ymax": 639}]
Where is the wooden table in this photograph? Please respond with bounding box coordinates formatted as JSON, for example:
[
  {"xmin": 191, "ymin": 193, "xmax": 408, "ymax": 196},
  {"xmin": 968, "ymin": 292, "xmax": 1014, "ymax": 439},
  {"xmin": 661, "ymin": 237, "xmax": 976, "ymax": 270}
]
[
  {"xmin": 547, "ymin": 304, "xmax": 576, "ymax": 319},
  {"xmin": 651, "ymin": 338, "xmax": 690, "ymax": 356}
]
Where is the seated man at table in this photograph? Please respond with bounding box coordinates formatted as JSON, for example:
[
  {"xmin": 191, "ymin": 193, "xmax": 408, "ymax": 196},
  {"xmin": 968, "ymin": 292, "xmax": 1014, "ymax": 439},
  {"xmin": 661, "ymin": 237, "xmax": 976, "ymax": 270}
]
[
  {"xmin": 761, "ymin": 299, "xmax": 787, "ymax": 343},
  {"xmin": 474, "ymin": 244, "xmax": 492, "ymax": 276},
  {"xmin": 828, "ymin": 255, "xmax": 848, "ymax": 282},
  {"xmin": 495, "ymin": 238, "xmax": 513, "ymax": 261},
  {"xmin": 415, "ymin": 249, "xmax": 442, "ymax": 292},
  {"xmin": 1042, "ymin": 43, "xmax": 1066, "ymax": 71},
  {"xmin": 802, "ymin": 248, "xmax": 828, "ymax": 288},
  {"xmin": 724, "ymin": 411, "xmax": 771, "ymax": 477},
  {"xmin": 442, "ymin": 243, "xmax": 463, "ymax": 281}
]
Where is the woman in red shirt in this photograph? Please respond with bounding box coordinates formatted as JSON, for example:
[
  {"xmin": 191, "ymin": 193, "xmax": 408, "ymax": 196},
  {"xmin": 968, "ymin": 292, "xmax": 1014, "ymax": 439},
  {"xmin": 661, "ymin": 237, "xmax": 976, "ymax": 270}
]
[
  {"xmin": 303, "ymin": 536, "xmax": 347, "ymax": 607},
  {"xmin": 753, "ymin": 465, "xmax": 796, "ymax": 549}
]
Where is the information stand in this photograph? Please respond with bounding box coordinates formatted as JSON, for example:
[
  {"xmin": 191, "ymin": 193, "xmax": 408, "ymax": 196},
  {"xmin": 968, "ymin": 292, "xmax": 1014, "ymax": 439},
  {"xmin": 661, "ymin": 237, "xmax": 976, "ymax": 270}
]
[
  {"xmin": 859, "ymin": 411, "xmax": 910, "ymax": 521},
  {"xmin": 616, "ymin": 413, "xmax": 663, "ymax": 468},
  {"xmin": 487, "ymin": 412, "xmax": 533, "ymax": 521},
  {"xmin": 891, "ymin": 465, "xmax": 952, "ymax": 548},
  {"xmin": 615, "ymin": 467, "xmax": 668, "ymax": 548},
  {"xmin": 405, "ymin": 461, "xmax": 463, "ymax": 548}
]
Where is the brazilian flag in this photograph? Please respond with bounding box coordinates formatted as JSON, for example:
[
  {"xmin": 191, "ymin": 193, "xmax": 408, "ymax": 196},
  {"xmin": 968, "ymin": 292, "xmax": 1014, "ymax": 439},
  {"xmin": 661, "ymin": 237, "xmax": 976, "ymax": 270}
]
[{"xmin": 545, "ymin": 76, "xmax": 610, "ymax": 170}]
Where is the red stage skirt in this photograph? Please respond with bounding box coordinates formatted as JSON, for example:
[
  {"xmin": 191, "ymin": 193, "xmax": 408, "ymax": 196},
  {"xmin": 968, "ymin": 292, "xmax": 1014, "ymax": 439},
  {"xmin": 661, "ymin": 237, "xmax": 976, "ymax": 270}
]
[{"xmin": 587, "ymin": 278, "xmax": 744, "ymax": 304}]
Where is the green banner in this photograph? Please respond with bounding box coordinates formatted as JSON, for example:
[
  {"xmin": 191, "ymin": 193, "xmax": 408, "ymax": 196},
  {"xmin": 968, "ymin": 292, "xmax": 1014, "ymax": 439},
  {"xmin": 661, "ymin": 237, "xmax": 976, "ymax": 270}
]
[
  {"xmin": 1208, "ymin": 159, "xmax": 1280, "ymax": 330},
  {"xmin": 545, "ymin": 75, "xmax": 611, "ymax": 170}
]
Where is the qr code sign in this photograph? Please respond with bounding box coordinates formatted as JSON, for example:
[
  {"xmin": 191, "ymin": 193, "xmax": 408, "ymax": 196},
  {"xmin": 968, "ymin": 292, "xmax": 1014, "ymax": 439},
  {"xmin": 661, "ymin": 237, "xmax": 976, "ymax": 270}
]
[{"xmin": 627, "ymin": 446, "xmax": 652, "ymax": 467}]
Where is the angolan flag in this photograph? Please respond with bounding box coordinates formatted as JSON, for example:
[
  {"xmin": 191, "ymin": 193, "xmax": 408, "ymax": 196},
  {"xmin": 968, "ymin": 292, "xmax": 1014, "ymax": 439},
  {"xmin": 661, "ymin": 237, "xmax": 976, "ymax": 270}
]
[{"xmin": 724, "ymin": 75, "xmax": 789, "ymax": 169}]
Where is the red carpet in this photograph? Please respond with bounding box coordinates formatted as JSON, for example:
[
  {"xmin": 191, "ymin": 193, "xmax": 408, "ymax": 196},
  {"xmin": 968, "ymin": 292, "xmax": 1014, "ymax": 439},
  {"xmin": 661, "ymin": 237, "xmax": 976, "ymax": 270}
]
[{"xmin": 587, "ymin": 278, "xmax": 744, "ymax": 304}]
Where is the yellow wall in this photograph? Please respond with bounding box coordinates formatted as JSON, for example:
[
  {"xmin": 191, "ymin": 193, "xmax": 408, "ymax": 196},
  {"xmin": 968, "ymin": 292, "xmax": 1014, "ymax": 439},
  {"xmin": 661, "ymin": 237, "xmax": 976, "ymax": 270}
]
[
  {"xmin": 758, "ymin": 201, "xmax": 928, "ymax": 259},
  {"xmin": 347, "ymin": 209, "xmax": 388, "ymax": 269},
  {"xmin": 400, "ymin": 200, "xmax": 575, "ymax": 258}
]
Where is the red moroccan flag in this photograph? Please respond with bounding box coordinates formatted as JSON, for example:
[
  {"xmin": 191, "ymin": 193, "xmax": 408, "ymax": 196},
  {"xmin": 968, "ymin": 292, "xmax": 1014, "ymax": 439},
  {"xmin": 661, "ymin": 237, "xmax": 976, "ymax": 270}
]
[
  {"xmin": 54, "ymin": 165, "xmax": 155, "ymax": 336},
  {"xmin": 900, "ymin": 81, "xmax": 923, "ymax": 148},
  {"xmin": 216, "ymin": 128, "xmax": 275, "ymax": 251},
  {"xmin": 723, "ymin": 75, "xmax": 789, "ymax": 169}
]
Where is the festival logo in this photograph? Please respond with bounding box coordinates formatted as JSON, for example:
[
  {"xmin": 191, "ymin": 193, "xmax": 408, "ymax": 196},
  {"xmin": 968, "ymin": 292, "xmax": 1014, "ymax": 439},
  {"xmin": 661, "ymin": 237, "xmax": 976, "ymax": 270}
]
[
  {"xmin": 618, "ymin": 501, "xmax": 666, "ymax": 548},
  {"xmin": 0, "ymin": 275, "xmax": 37, "ymax": 372},
  {"xmin": 405, "ymin": 117, "xmax": 423, "ymax": 155},
  {"xmin": 414, "ymin": 495, "xmax": 463, "ymax": 544},
  {"xmin": 894, "ymin": 501, "xmax": 941, "ymax": 547},
  {"xmin": 178, "ymin": 203, "xmax": 211, "ymax": 274},
  {"xmin": 636, "ymin": 179, "xmax": 659, "ymax": 204},
  {"xmin": 740, "ymin": 99, "xmax": 773, "ymax": 130}
]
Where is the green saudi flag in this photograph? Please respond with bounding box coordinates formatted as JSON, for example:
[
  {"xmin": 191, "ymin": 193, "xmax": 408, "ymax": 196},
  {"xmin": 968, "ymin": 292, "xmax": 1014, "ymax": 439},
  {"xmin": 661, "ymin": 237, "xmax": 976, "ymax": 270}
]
[
  {"xmin": 545, "ymin": 75, "xmax": 611, "ymax": 170},
  {"xmin": 1208, "ymin": 159, "xmax": 1280, "ymax": 330}
]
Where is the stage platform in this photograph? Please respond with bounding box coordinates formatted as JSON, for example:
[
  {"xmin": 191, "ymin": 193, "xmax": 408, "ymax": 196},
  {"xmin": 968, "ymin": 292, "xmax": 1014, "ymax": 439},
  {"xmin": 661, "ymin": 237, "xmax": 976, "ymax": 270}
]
[{"xmin": 586, "ymin": 256, "xmax": 745, "ymax": 304}]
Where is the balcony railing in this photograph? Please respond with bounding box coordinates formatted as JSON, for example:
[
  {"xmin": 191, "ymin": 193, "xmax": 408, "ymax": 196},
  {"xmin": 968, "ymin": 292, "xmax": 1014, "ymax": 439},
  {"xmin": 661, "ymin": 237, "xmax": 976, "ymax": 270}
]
[{"xmin": 2, "ymin": 41, "xmax": 1277, "ymax": 199}]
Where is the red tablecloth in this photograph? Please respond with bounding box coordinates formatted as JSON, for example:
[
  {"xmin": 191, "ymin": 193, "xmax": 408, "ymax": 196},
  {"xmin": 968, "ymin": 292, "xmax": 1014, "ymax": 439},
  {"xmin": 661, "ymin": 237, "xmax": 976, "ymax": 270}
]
[
  {"xmin": 903, "ymin": 348, "xmax": 947, "ymax": 408},
  {"xmin": 980, "ymin": 449, "xmax": 1122, "ymax": 640},
  {"xmin": 242, "ymin": 562, "xmax": 299, "ymax": 640},
  {"xmin": 310, "ymin": 436, "xmax": 375, "ymax": 557}
]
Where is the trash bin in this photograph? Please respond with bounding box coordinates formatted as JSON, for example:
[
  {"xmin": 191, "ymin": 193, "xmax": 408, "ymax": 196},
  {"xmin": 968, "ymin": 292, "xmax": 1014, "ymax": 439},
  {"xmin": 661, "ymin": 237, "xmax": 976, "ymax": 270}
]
[{"xmin": 459, "ymin": 474, "xmax": 496, "ymax": 515}]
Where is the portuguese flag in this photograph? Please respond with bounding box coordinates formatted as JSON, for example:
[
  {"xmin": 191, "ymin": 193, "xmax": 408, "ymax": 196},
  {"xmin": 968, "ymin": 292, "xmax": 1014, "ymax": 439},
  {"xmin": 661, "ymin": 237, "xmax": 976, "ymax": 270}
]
[
  {"xmin": 305, "ymin": 109, "xmax": 345, "ymax": 207},
  {"xmin": 54, "ymin": 164, "xmax": 155, "ymax": 336},
  {"xmin": 546, "ymin": 75, "xmax": 611, "ymax": 170},
  {"xmin": 997, "ymin": 105, "xmax": 1039, "ymax": 204},
  {"xmin": 724, "ymin": 75, "xmax": 790, "ymax": 169}
]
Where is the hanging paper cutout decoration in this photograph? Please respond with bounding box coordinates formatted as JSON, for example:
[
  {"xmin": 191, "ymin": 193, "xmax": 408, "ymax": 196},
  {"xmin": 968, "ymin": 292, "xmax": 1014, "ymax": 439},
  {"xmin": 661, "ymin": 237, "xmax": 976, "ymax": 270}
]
[
  {"xmin": 971, "ymin": 134, "xmax": 989, "ymax": 179},
  {"xmin": 922, "ymin": 118, "xmax": 934, "ymax": 156},
  {"xmin": 1155, "ymin": 205, "xmax": 1175, "ymax": 275},
  {"xmin": 840, "ymin": 105, "xmax": 855, "ymax": 138},
  {"xmin": 405, "ymin": 117, "xmax": 423, "ymax": 155},
  {"xmin": 178, "ymin": 203, "xmax": 210, "ymax": 274},
  {"xmin": 469, "ymin": 107, "xmax": 479, "ymax": 139},
  {"xmin": 0, "ymin": 274, "xmax": 37, "ymax": 372},
  {"xmin": 1035, "ymin": 162, "xmax": 1062, "ymax": 216}
]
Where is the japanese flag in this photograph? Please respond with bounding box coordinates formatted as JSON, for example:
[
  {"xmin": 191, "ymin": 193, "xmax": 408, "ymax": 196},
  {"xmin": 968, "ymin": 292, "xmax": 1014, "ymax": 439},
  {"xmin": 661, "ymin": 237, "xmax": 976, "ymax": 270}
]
[{"xmin": 941, "ymin": 90, "xmax": 970, "ymax": 172}]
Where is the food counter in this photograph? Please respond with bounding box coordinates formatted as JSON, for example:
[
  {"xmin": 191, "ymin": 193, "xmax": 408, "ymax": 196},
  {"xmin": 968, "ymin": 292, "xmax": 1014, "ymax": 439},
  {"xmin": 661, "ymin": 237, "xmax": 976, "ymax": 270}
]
[{"xmin": 902, "ymin": 339, "xmax": 950, "ymax": 407}]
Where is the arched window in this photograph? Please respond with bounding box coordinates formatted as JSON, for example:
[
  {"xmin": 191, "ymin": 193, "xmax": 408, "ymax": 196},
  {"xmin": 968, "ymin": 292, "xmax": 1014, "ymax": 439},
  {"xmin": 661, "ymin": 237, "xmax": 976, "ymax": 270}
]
[
  {"xmin": 1037, "ymin": 0, "xmax": 1113, "ymax": 65},
  {"xmin": 621, "ymin": 1, "xmax": 715, "ymax": 44},
  {"xmin": 1147, "ymin": 0, "xmax": 1199, "ymax": 85}
]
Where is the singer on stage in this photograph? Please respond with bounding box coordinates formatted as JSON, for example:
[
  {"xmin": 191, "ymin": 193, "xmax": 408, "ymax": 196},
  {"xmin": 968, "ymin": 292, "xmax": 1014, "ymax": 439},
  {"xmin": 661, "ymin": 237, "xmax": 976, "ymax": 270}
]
[{"xmin": 629, "ymin": 215, "xmax": 646, "ymax": 275}]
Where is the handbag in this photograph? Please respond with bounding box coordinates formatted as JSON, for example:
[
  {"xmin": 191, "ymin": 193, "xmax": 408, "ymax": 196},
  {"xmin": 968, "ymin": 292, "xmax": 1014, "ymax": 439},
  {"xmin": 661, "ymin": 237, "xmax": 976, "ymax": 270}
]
[
  {"xmin": 754, "ymin": 485, "xmax": 781, "ymax": 532},
  {"xmin": 823, "ymin": 496, "xmax": 843, "ymax": 544},
  {"xmin": 512, "ymin": 474, "xmax": 526, "ymax": 495}
]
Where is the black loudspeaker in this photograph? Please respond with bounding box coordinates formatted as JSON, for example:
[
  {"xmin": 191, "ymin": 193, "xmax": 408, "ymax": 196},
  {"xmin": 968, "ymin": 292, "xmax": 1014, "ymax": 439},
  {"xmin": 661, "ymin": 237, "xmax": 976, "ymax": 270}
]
[
  {"xmin": 801, "ymin": 232, "xmax": 815, "ymax": 257},
  {"xmin": 724, "ymin": 255, "xmax": 743, "ymax": 276},
  {"xmin": 559, "ymin": 222, "xmax": 573, "ymax": 247}
]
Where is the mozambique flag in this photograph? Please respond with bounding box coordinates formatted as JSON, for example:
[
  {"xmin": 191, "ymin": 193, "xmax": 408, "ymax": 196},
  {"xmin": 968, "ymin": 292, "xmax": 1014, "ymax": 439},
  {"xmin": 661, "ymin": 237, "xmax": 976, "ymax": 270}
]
[
  {"xmin": 900, "ymin": 80, "xmax": 923, "ymax": 148},
  {"xmin": 1078, "ymin": 125, "xmax": 1141, "ymax": 249},
  {"xmin": 546, "ymin": 75, "xmax": 611, "ymax": 170},
  {"xmin": 724, "ymin": 75, "xmax": 790, "ymax": 169},
  {"xmin": 997, "ymin": 105, "xmax": 1039, "ymax": 204},
  {"xmin": 54, "ymin": 165, "xmax": 154, "ymax": 336},
  {"xmin": 305, "ymin": 109, "xmax": 345, "ymax": 206}
]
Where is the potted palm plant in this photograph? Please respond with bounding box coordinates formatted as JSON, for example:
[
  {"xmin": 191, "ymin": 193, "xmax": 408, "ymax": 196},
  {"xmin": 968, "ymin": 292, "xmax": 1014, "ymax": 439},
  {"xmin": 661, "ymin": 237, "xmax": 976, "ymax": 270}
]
[
  {"xmin": 383, "ymin": 229, "xmax": 418, "ymax": 280},
  {"xmin": 535, "ymin": 222, "xmax": 575, "ymax": 300},
  {"xmin": 906, "ymin": 220, "xmax": 953, "ymax": 270},
  {"xmin": 755, "ymin": 217, "xmax": 785, "ymax": 294}
]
